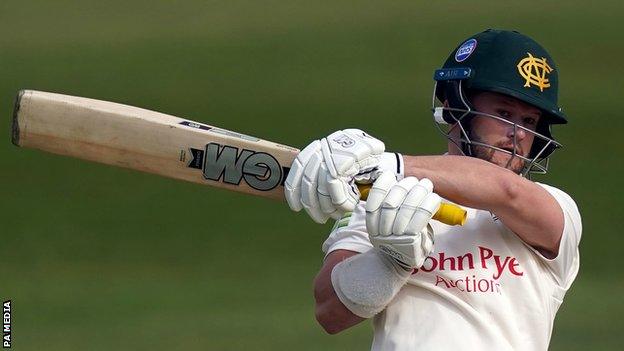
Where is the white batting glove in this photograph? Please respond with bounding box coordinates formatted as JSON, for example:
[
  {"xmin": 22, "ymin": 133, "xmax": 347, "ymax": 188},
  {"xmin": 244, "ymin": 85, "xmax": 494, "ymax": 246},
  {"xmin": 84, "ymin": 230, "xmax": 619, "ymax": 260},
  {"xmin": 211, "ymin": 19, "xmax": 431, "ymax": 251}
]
[
  {"xmin": 365, "ymin": 172, "xmax": 441, "ymax": 270},
  {"xmin": 284, "ymin": 129, "xmax": 385, "ymax": 223}
]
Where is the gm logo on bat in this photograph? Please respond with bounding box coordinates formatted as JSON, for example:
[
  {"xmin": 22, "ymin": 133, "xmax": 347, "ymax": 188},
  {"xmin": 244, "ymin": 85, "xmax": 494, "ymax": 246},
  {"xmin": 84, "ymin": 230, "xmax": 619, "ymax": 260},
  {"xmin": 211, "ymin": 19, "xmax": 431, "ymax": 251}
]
[{"xmin": 186, "ymin": 143, "xmax": 286, "ymax": 191}]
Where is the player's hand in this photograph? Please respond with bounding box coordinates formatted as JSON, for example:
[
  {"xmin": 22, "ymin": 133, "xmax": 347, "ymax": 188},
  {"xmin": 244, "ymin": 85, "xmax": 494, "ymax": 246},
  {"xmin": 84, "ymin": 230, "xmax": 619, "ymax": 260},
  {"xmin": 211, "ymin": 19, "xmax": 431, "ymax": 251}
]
[
  {"xmin": 284, "ymin": 129, "xmax": 385, "ymax": 223},
  {"xmin": 365, "ymin": 172, "xmax": 441, "ymax": 270}
]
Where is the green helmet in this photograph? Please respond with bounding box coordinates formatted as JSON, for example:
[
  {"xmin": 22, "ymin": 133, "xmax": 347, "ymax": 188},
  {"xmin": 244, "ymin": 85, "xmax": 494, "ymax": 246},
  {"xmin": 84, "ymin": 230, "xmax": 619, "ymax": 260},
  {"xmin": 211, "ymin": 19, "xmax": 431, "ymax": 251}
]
[{"xmin": 432, "ymin": 29, "xmax": 566, "ymax": 175}]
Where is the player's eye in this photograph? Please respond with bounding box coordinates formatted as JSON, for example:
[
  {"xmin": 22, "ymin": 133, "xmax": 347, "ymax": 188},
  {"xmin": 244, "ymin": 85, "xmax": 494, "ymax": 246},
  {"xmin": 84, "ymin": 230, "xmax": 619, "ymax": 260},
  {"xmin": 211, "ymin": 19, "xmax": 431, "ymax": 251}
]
[
  {"xmin": 523, "ymin": 117, "xmax": 537, "ymax": 126},
  {"xmin": 496, "ymin": 109, "xmax": 512, "ymax": 119}
]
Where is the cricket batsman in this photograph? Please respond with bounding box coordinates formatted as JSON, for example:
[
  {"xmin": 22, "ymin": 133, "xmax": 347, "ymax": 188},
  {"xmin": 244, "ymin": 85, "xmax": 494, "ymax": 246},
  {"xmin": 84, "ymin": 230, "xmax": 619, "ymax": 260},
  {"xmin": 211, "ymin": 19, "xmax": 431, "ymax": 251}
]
[{"xmin": 284, "ymin": 29, "xmax": 582, "ymax": 350}]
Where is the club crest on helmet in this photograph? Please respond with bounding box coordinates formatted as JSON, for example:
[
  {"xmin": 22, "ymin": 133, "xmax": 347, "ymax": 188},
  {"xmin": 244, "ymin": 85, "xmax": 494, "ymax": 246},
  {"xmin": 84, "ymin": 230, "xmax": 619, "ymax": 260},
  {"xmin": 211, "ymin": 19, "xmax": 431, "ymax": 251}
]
[{"xmin": 517, "ymin": 53, "xmax": 554, "ymax": 92}]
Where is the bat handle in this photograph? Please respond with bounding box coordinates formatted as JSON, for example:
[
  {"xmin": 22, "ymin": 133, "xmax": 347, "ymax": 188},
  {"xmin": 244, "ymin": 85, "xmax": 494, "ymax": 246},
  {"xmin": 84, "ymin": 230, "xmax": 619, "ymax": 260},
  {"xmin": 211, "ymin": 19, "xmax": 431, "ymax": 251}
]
[{"xmin": 357, "ymin": 183, "xmax": 466, "ymax": 226}]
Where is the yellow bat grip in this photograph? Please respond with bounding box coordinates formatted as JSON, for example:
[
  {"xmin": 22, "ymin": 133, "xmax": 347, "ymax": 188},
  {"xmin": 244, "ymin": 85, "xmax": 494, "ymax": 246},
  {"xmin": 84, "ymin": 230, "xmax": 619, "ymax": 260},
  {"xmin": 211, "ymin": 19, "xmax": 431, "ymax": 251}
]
[{"xmin": 357, "ymin": 183, "xmax": 466, "ymax": 226}]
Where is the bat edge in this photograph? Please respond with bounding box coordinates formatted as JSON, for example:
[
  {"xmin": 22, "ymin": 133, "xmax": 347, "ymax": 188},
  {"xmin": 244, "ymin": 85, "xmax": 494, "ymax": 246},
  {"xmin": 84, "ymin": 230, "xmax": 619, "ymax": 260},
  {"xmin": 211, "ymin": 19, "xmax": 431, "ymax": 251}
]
[{"xmin": 11, "ymin": 90, "xmax": 26, "ymax": 147}]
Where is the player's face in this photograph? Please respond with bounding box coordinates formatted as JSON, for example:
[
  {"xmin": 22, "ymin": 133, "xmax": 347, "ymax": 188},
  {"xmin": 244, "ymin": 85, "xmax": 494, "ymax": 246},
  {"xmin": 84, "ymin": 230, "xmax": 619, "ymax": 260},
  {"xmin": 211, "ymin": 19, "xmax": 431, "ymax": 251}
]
[{"xmin": 468, "ymin": 92, "xmax": 542, "ymax": 173}]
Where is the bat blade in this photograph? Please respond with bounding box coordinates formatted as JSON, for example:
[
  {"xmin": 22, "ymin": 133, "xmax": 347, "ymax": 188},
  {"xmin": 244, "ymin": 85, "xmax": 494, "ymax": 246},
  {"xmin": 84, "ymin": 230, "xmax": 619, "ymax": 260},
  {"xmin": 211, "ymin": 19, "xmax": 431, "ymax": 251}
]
[{"xmin": 12, "ymin": 90, "xmax": 299, "ymax": 200}]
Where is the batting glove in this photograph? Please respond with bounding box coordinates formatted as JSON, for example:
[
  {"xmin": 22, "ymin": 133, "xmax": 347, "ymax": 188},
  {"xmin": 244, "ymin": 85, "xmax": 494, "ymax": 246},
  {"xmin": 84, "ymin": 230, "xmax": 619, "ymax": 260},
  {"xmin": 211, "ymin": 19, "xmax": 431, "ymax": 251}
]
[
  {"xmin": 284, "ymin": 129, "xmax": 385, "ymax": 223},
  {"xmin": 365, "ymin": 171, "xmax": 441, "ymax": 270}
]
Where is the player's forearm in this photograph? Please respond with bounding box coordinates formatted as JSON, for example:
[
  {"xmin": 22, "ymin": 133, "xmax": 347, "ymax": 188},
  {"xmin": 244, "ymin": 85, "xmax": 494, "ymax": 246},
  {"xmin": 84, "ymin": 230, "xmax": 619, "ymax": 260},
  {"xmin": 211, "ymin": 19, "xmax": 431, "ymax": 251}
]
[
  {"xmin": 403, "ymin": 155, "xmax": 564, "ymax": 255},
  {"xmin": 402, "ymin": 155, "xmax": 518, "ymax": 212},
  {"xmin": 313, "ymin": 250, "xmax": 365, "ymax": 334}
]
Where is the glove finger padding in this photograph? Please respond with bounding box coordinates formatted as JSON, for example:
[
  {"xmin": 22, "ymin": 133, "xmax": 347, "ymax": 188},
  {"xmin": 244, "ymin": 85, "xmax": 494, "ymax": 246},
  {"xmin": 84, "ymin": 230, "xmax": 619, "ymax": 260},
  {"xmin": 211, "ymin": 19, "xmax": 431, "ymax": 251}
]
[
  {"xmin": 392, "ymin": 179, "xmax": 435, "ymax": 235},
  {"xmin": 378, "ymin": 177, "xmax": 420, "ymax": 236},
  {"xmin": 365, "ymin": 171, "xmax": 399, "ymax": 236},
  {"xmin": 317, "ymin": 162, "xmax": 343, "ymax": 219},
  {"xmin": 284, "ymin": 140, "xmax": 321, "ymax": 211},
  {"xmin": 300, "ymin": 152, "xmax": 330, "ymax": 223},
  {"xmin": 404, "ymin": 192, "xmax": 441, "ymax": 235}
]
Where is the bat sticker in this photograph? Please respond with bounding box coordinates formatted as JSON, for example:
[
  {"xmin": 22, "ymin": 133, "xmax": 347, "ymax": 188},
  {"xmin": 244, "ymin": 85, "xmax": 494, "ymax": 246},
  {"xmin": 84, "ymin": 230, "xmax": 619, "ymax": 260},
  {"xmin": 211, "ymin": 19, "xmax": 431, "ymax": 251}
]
[
  {"xmin": 179, "ymin": 120, "xmax": 213, "ymax": 131},
  {"xmin": 187, "ymin": 143, "xmax": 283, "ymax": 191}
]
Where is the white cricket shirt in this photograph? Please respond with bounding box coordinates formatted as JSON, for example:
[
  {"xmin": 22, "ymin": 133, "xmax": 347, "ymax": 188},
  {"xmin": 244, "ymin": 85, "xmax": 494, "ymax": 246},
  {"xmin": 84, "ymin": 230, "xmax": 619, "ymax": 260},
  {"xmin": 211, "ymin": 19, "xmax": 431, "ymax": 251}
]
[{"xmin": 323, "ymin": 182, "xmax": 582, "ymax": 351}]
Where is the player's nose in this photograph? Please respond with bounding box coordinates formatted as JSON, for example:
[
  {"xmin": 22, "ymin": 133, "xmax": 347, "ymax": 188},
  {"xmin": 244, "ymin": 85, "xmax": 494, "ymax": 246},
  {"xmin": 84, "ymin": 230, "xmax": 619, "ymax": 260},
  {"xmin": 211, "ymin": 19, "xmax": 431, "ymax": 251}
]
[{"xmin": 507, "ymin": 124, "xmax": 526, "ymax": 141}]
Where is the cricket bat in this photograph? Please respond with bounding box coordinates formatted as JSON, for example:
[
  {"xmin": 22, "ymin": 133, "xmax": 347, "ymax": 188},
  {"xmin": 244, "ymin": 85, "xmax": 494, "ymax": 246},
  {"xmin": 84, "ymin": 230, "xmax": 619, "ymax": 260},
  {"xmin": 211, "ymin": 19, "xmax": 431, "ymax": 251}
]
[{"xmin": 11, "ymin": 90, "xmax": 466, "ymax": 225}]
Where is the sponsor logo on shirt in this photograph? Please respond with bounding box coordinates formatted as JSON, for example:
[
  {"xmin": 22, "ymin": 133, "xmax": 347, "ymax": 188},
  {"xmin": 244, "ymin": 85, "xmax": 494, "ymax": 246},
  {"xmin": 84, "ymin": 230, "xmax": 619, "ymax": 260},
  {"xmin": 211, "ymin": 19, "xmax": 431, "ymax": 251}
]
[{"xmin": 411, "ymin": 245, "xmax": 524, "ymax": 294}]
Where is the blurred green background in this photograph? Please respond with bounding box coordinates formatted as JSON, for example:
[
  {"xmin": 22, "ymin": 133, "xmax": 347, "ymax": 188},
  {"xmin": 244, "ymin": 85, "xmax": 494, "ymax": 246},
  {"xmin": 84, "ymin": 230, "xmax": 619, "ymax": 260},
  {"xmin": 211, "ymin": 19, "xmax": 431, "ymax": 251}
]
[{"xmin": 1, "ymin": 1, "xmax": 621, "ymax": 350}]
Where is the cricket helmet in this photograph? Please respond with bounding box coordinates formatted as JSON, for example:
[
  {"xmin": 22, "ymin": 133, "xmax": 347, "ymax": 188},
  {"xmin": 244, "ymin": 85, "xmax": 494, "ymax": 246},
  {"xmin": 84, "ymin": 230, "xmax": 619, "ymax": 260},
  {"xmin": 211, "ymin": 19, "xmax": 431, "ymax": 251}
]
[{"xmin": 432, "ymin": 29, "xmax": 566, "ymax": 175}]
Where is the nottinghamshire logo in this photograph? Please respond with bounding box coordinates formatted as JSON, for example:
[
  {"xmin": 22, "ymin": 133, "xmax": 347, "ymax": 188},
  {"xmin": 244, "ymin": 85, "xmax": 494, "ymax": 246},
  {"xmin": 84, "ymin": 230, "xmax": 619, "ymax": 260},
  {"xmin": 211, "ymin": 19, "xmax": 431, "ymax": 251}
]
[{"xmin": 516, "ymin": 52, "xmax": 553, "ymax": 92}]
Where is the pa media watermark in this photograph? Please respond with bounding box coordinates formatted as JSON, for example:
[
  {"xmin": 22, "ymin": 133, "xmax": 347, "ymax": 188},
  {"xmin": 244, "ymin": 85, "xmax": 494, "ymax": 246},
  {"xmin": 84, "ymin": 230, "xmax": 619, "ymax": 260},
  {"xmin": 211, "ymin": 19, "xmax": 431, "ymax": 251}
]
[{"xmin": 2, "ymin": 300, "xmax": 10, "ymax": 348}]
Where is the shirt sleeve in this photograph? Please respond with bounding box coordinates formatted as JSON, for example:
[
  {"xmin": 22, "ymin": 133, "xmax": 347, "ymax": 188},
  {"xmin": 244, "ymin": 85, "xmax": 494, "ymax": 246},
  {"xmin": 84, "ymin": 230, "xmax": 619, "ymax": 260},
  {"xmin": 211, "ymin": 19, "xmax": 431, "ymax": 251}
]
[
  {"xmin": 530, "ymin": 183, "xmax": 583, "ymax": 288},
  {"xmin": 322, "ymin": 201, "xmax": 373, "ymax": 258}
]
